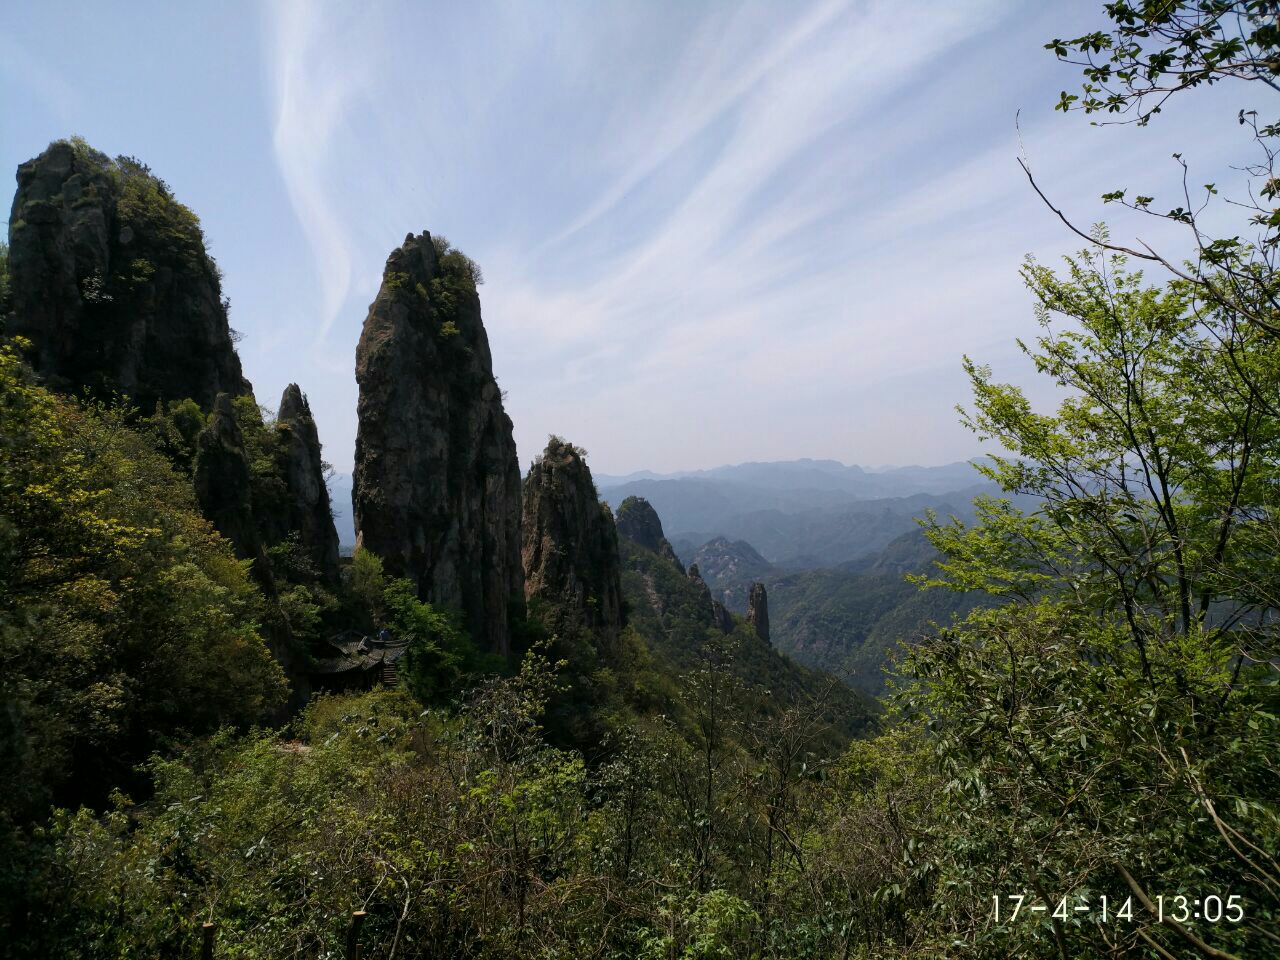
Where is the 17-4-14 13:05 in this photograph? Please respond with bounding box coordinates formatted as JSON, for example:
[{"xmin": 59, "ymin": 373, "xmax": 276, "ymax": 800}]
[{"xmin": 993, "ymin": 894, "xmax": 1244, "ymax": 924}]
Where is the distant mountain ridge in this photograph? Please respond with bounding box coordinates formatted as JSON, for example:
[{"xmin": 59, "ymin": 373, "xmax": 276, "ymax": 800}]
[
  {"xmin": 587, "ymin": 459, "xmax": 1014, "ymax": 696},
  {"xmin": 595, "ymin": 458, "xmax": 988, "ymax": 497},
  {"xmin": 596, "ymin": 458, "xmax": 1002, "ymax": 570},
  {"xmin": 689, "ymin": 536, "xmax": 775, "ymax": 589},
  {"xmin": 717, "ymin": 528, "xmax": 986, "ymax": 695},
  {"xmin": 330, "ymin": 474, "xmax": 356, "ymax": 547},
  {"xmin": 616, "ymin": 486, "xmax": 994, "ymax": 568}
]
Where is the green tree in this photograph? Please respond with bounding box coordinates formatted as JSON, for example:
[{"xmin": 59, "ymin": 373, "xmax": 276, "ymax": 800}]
[
  {"xmin": 0, "ymin": 340, "xmax": 286, "ymax": 824},
  {"xmin": 343, "ymin": 544, "xmax": 498, "ymax": 703},
  {"xmin": 348, "ymin": 544, "xmax": 388, "ymax": 619},
  {"xmin": 387, "ymin": 576, "xmax": 492, "ymax": 703},
  {"xmin": 905, "ymin": 247, "xmax": 1280, "ymax": 957},
  {"xmin": 1041, "ymin": 1, "xmax": 1280, "ymax": 337},
  {"xmin": 142, "ymin": 396, "xmax": 207, "ymax": 474}
]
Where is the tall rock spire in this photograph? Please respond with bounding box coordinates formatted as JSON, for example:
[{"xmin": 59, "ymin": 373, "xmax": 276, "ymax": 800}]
[
  {"xmin": 615, "ymin": 496, "xmax": 685, "ymax": 572},
  {"xmin": 193, "ymin": 393, "xmax": 263, "ymax": 565},
  {"xmin": 352, "ymin": 231, "xmax": 523, "ymax": 654},
  {"xmin": 687, "ymin": 562, "xmax": 733, "ymax": 634},
  {"xmin": 747, "ymin": 581, "xmax": 770, "ymax": 642},
  {"xmin": 521, "ymin": 437, "xmax": 624, "ymax": 641},
  {"xmin": 6, "ymin": 139, "xmax": 250, "ymax": 411},
  {"xmin": 276, "ymin": 384, "xmax": 341, "ymax": 585}
]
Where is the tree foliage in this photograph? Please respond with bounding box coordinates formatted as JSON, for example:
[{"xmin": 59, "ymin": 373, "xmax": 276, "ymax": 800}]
[
  {"xmin": 3, "ymin": 654, "xmax": 880, "ymax": 960},
  {"xmin": 0, "ymin": 341, "xmax": 286, "ymax": 828},
  {"xmin": 1048, "ymin": 2, "xmax": 1279, "ymax": 124},
  {"xmin": 905, "ymin": 248, "xmax": 1280, "ymax": 957},
  {"xmin": 1041, "ymin": 0, "xmax": 1280, "ymax": 338}
]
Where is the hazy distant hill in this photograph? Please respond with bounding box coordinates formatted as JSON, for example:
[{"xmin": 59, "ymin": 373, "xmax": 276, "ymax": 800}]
[
  {"xmin": 336, "ymin": 459, "xmax": 990, "ymax": 560},
  {"xmin": 640, "ymin": 488, "xmax": 992, "ymax": 568},
  {"xmin": 616, "ymin": 509, "xmax": 878, "ymax": 745},
  {"xmin": 597, "ymin": 459, "xmax": 996, "ymax": 568},
  {"xmin": 720, "ymin": 528, "xmax": 985, "ymax": 695},
  {"xmin": 595, "ymin": 458, "xmax": 987, "ymax": 497},
  {"xmin": 688, "ymin": 536, "xmax": 775, "ymax": 588}
]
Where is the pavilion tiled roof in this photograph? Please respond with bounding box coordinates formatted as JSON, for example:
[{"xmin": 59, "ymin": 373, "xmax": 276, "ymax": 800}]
[{"xmin": 310, "ymin": 629, "xmax": 409, "ymax": 675}]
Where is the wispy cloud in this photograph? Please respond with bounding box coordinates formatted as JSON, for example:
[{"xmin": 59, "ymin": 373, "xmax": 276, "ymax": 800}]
[
  {"xmin": 8, "ymin": 1, "xmax": 1247, "ymax": 475},
  {"xmin": 484, "ymin": 0, "xmax": 1015, "ymax": 378},
  {"xmin": 540, "ymin": 0, "xmax": 850, "ymax": 251},
  {"xmin": 254, "ymin": 0, "xmax": 1244, "ymax": 472},
  {"xmin": 265, "ymin": 0, "xmax": 376, "ymax": 348}
]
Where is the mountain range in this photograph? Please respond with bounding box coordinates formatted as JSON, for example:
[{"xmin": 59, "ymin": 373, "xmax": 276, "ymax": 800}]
[
  {"xmin": 595, "ymin": 460, "xmax": 997, "ymax": 569},
  {"xmin": 589, "ymin": 461, "xmax": 1009, "ymax": 694},
  {"xmin": 324, "ymin": 454, "xmax": 1005, "ymax": 695},
  {"xmin": 334, "ymin": 458, "xmax": 998, "ymax": 560}
]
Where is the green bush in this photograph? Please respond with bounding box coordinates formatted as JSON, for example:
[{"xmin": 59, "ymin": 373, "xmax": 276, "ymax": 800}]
[
  {"xmin": 897, "ymin": 249, "xmax": 1280, "ymax": 957},
  {"xmin": 387, "ymin": 576, "xmax": 494, "ymax": 703},
  {"xmin": 0, "ymin": 340, "xmax": 286, "ymax": 825}
]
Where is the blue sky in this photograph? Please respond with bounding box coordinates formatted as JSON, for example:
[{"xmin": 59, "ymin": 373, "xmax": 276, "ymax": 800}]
[{"xmin": 1, "ymin": 1, "xmax": 1254, "ymax": 475}]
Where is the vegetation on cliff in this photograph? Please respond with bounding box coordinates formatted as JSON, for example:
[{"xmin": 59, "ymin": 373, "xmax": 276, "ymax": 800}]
[
  {"xmin": 1, "ymin": 3, "xmax": 1278, "ymax": 957},
  {"xmin": 0, "ymin": 342, "xmax": 285, "ymax": 828},
  {"xmin": 6, "ymin": 137, "xmax": 249, "ymax": 411},
  {"xmin": 352, "ymin": 230, "xmax": 524, "ymax": 655}
]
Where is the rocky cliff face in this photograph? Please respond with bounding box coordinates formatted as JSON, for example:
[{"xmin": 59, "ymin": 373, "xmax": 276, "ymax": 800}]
[
  {"xmin": 276, "ymin": 384, "xmax": 341, "ymax": 585},
  {"xmin": 352, "ymin": 231, "xmax": 523, "ymax": 654},
  {"xmin": 615, "ymin": 496, "xmax": 685, "ymax": 572},
  {"xmin": 6, "ymin": 142, "xmax": 341, "ymax": 586},
  {"xmin": 711, "ymin": 599, "xmax": 735, "ymax": 634},
  {"xmin": 747, "ymin": 581, "xmax": 770, "ymax": 642},
  {"xmin": 522, "ymin": 437, "xmax": 624, "ymax": 641},
  {"xmin": 7, "ymin": 140, "xmax": 249, "ymax": 411},
  {"xmin": 687, "ymin": 563, "xmax": 733, "ymax": 634},
  {"xmin": 194, "ymin": 393, "xmax": 264, "ymax": 566}
]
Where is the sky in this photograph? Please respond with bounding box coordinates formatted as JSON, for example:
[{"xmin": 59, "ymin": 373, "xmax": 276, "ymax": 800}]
[{"xmin": 0, "ymin": 1, "xmax": 1259, "ymax": 476}]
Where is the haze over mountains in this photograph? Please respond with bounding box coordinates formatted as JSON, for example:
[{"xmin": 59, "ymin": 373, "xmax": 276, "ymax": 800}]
[
  {"xmin": 332, "ymin": 457, "xmax": 997, "ymax": 557},
  {"xmin": 593, "ymin": 458, "xmax": 996, "ymax": 568},
  {"xmin": 587, "ymin": 459, "xmax": 1002, "ymax": 694},
  {"xmin": 323, "ymin": 455, "xmax": 996, "ymax": 694},
  {"xmin": 595, "ymin": 458, "xmax": 985, "ymax": 495}
]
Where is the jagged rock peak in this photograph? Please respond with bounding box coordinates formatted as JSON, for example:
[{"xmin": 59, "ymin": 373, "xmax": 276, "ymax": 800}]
[
  {"xmin": 278, "ymin": 382, "xmax": 308, "ymax": 422},
  {"xmin": 194, "ymin": 393, "xmax": 260, "ymax": 562},
  {"xmin": 711, "ymin": 599, "xmax": 735, "ymax": 634},
  {"xmin": 614, "ymin": 496, "xmax": 685, "ymax": 572},
  {"xmin": 352, "ymin": 230, "xmax": 523, "ymax": 655},
  {"xmin": 685, "ymin": 562, "xmax": 725, "ymax": 631},
  {"xmin": 276, "ymin": 383, "xmax": 341, "ymax": 585},
  {"xmin": 521, "ymin": 436, "xmax": 625, "ymax": 640},
  {"xmin": 7, "ymin": 138, "xmax": 250, "ymax": 411},
  {"xmin": 747, "ymin": 581, "xmax": 770, "ymax": 642}
]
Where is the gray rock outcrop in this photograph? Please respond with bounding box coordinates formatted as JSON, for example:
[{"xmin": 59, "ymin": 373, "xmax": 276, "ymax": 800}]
[
  {"xmin": 193, "ymin": 393, "xmax": 263, "ymax": 565},
  {"xmin": 7, "ymin": 140, "xmax": 250, "ymax": 411},
  {"xmin": 615, "ymin": 496, "xmax": 685, "ymax": 572},
  {"xmin": 711, "ymin": 600, "xmax": 735, "ymax": 634},
  {"xmin": 747, "ymin": 581, "xmax": 770, "ymax": 642},
  {"xmin": 522, "ymin": 437, "xmax": 625, "ymax": 641},
  {"xmin": 685, "ymin": 563, "xmax": 735, "ymax": 634},
  {"xmin": 352, "ymin": 231, "xmax": 523, "ymax": 654},
  {"xmin": 276, "ymin": 384, "xmax": 341, "ymax": 585}
]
